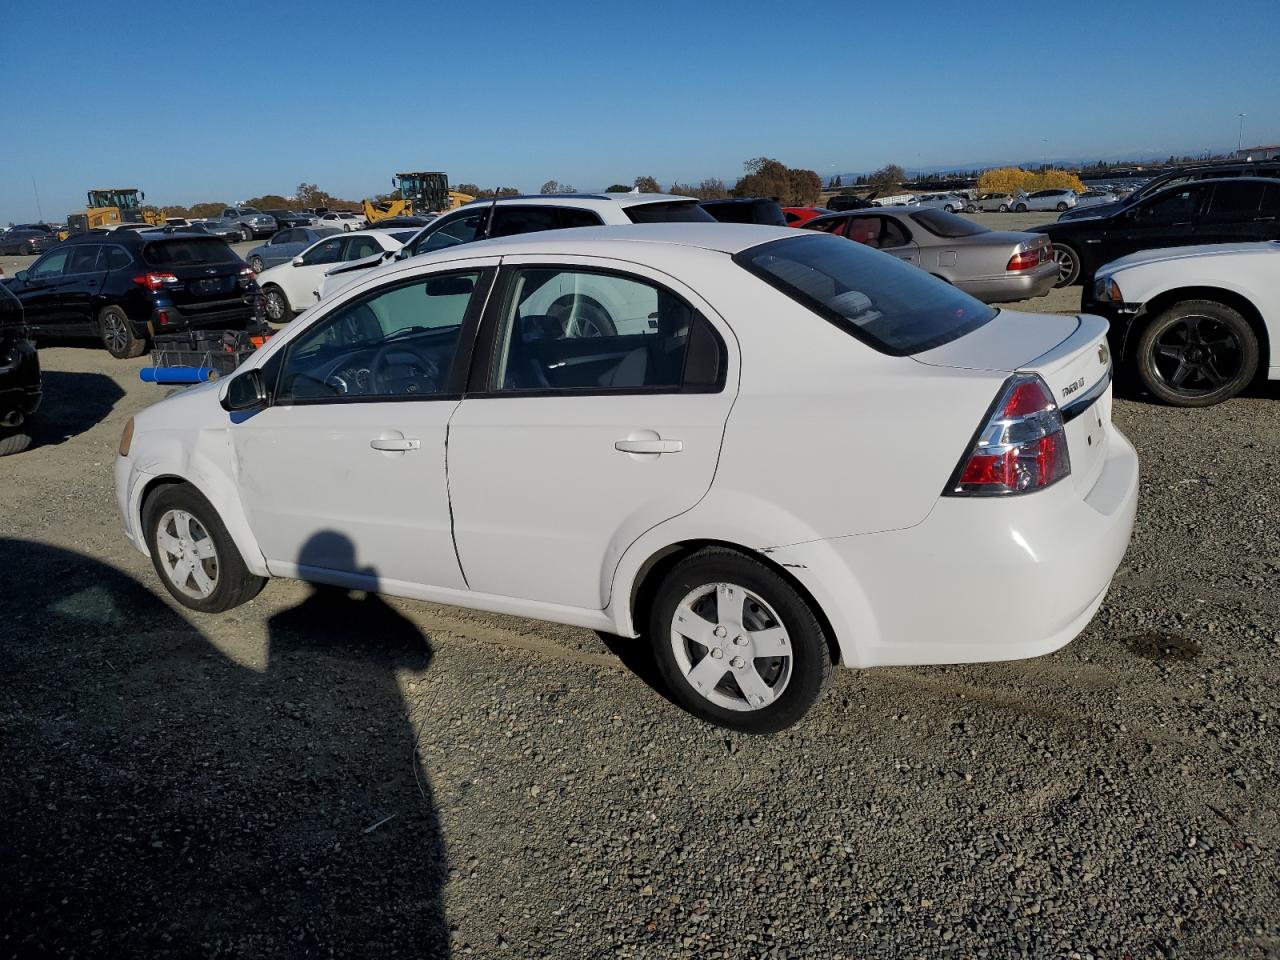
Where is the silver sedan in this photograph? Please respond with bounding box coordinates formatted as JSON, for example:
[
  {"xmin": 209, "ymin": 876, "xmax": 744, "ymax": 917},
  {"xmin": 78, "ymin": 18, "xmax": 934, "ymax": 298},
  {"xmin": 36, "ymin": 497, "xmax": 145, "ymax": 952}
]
[{"xmin": 803, "ymin": 207, "xmax": 1058, "ymax": 303}]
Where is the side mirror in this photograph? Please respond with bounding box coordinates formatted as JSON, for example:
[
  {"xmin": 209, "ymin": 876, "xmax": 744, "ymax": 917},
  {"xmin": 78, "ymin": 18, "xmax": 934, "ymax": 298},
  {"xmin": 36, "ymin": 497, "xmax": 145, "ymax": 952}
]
[
  {"xmin": 292, "ymin": 256, "xmax": 304, "ymax": 267},
  {"xmin": 15, "ymin": 270, "xmax": 28, "ymax": 282},
  {"xmin": 220, "ymin": 368, "xmax": 267, "ymax": 412}
]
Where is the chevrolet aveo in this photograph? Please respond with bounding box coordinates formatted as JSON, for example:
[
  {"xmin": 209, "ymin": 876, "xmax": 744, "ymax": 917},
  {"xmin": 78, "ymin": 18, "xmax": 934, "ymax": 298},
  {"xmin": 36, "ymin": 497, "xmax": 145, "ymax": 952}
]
[{"xmin": 116, "ymin": 224, "xmax": 1139, "ymax": 732}]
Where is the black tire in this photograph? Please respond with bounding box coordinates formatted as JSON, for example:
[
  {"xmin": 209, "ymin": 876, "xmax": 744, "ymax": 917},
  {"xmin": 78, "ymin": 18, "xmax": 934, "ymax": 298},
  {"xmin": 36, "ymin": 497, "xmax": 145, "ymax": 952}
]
[
  {"xmin": 1015, "ymin": 203, "xmax": 1028, "ymax": 213},
  {"xmin": 648, "ymin": 548, "xmax": 832, "ymax": 734},
  {"xmin": 22, "ymin": 242, "xmax": 35, "ymax": 256},
  {"xmin": 548, "ymin": 295, "xmax": 616, "ymax": 338},
  {"xmin": 99, "ymin": 306, "xmax": 147, "ymax": 359},
  {"xmin": 1056, "ymin": 201, "xmax": 1069, "ymax": 211},
  {"xmin": 0, "ymin": 429, "xmax": 32, "ymax": 456},
  {"xmin": 998, "ymin": 204, "xmax": 1009, "ymax": 213},
  {"xmin": 262, "ymin": 285, "xmax": 292, "ymax": 325},
  {"xmin": 944, "ymin": 204, "xmax": 956, "ymax": 213},
  {"xmin": 249, "ymin": 255, "xmax": 265, "ymax": 272},
  {"xmin": 1135, "ymin": 300, "xmax": 1259, "ymax": 407},
  {"xmin": 1052, "ymin": 243, "xmax": 1082, "ymax": 288},
  {"xmin": 142, "ymin": 483, "xmax": 265, "ymax": 613}
]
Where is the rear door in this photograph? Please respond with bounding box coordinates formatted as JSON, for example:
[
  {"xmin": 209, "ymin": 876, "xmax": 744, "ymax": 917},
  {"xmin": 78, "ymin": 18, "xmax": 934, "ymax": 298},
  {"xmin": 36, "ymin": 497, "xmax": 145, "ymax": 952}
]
[{"xmin": 446, "ymin": 256, "xmax": 737, "ymax": 610}]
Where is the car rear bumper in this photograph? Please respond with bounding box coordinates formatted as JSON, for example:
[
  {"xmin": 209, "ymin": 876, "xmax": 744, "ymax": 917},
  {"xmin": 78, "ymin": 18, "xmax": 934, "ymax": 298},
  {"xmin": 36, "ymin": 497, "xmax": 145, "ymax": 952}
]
[
  {"xmin": 143, "ymin": 298, "xmax": 262, "ymax": 335},
  {"xmin": 955, "ymin": 262, "xmax": 1059, "ymax": 303},
  {"xmin": 0, "ymin": 340, "xmax": 42, "ymax": 420},
  {"xmin": 768, "ymin": 424, "xmax": 1139, "ymax": 668}
]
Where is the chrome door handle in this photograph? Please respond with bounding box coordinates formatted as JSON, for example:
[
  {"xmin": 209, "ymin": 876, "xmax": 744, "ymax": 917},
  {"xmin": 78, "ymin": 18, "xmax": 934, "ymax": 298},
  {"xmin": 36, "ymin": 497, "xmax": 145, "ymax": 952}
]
[
  {"xmin": 370, "ymin": 437, "xmax": 420, "ymax": 451},
  {"xmin": 614, "ymin": 438, "xmax": 682, "ymax": 454}
]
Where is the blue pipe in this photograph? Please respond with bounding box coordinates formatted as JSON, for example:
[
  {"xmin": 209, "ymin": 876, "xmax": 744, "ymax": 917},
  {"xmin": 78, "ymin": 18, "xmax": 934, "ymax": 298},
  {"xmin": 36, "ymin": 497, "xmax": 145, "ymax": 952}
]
[{"xmin": 139, "ymin": 366, "xmax": 218, "ymax": 384}]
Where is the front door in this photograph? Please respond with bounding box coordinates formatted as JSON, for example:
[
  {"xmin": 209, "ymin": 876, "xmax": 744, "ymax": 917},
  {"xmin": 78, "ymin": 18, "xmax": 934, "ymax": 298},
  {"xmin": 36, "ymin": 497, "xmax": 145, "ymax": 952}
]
[
  {"xmin": 12, "ymin": 248, "xmax": 74, "ymax": 335},
  {"xmin": 230, "ymin": 262, "xmax": 496, "ymax": 592},
  {"xmin": 1100, "ymin": 184, "xmax": 1211, "ymax": 266},
  {"xmin": 446, "ymin": 257, "xmax": 738, "ymax": 610},
  {"xmin": 60, "ymin": 244, "xmax": 108, "ymax": 333}
]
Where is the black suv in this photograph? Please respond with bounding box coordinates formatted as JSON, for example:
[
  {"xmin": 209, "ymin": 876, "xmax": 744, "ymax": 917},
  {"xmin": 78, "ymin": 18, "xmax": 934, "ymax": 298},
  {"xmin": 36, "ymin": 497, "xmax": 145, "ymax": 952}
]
[
  {"xmin": 699, "ymin": 198, "xmax": 788, "ymax": 226},
  {"xmin": 1058, "ymin": 159, "xmax": 1280, "ymax": 222},
  {"xmin": 0, "ymin": 283, "xmax": 40, "ymax": 455},
  {"xmin": 264, "ymin": 209, "xmax": 314, "ymax": 230},
  {"xmin": 1032, "ymin": 177, "xmax": 1280, "ymax": 287},
  {"xmin": 0, "ymin": 228, "xmax": 60, "ymax": 256},
  {"xmin": 4, "ymin": 231, "xmax": 261, "ymax": 358}
]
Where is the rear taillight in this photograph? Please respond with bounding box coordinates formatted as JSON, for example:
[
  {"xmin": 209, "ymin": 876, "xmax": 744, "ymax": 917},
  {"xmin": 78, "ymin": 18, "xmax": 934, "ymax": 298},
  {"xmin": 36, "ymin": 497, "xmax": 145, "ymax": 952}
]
[
  {"xmin": 946, "ymin": 373, "xmax": 1071, "ymax": 496},
  {"xmin": 1006, "ymin": 245, "xmax": 1048, "ymax": 271},
  {"xmin": 132, "ymin": 272, "xmax": 178, "ymax": 291}
]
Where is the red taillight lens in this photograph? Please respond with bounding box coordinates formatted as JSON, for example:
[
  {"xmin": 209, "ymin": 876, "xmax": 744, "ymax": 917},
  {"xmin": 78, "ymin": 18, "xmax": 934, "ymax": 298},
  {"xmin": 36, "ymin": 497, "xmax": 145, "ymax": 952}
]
[
  {"xmin": 947, "ymin": 373, "xmax": 1071, "ymax": 496},
  {"xmin": 132, "ymin": 272, "xmax": 178, "ymax": 291},
  {"xmin": 1006, "ymin": 246, "xmax": 1045, "ymax": 271}
]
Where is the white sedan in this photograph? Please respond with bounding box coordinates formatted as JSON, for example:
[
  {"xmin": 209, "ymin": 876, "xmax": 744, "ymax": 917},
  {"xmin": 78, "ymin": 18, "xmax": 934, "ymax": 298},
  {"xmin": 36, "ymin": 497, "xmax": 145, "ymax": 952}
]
[
  {"xmin": 115, "ymin": 224, "xmax": 1138, "ymax": 733},
  {"xmin": 316, "ymin": 211, "xmax": 366, "ymax": 232},
  {"xmin": 1085, "ymin": 242, "xmax": 1280, "ymax": 406},
  {"xmin": 255, "ymin": 229, "xmax": 412, "ymax": 322},
  {"xmin": 1011, "ymin": 189, "xmax": 1079, "ymax": 213}
]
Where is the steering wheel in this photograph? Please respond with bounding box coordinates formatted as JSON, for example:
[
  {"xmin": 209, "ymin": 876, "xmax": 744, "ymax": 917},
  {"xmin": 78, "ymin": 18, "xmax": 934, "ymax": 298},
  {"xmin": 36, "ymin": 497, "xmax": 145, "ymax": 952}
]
[{"xmin": 370, "ymin": 341, "xmax": 440, "ymax": 395}]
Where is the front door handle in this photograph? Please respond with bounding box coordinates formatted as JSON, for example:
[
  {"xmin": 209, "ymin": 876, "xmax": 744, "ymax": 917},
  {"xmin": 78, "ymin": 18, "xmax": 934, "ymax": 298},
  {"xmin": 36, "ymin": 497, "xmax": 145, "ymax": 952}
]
[
  {"xmin": 370, "ymin": 437, "xmax": 420, "ymax": 452},
  {"xmin": 615, "ymin": 438, "xmax": 682, "ymax": 454}
]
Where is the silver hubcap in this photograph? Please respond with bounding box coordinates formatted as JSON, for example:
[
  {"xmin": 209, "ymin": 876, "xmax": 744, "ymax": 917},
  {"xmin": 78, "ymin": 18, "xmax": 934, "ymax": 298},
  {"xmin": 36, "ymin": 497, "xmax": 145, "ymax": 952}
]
[
  {"xmin": 1054, "ymin": 248, "xmax": 1076, "ymax": 283},
  {"xmin": 670, "ymin": 582, "xmax": 792, "ymax": 712},
  {"xmin": 265, "ymin": 291, "xmax": 285, "ymax": 320},
  {"xmin": 103, "ymin": 314, "xmax": 129, "ymax": 354},
  {"xmin": 155, "ymin": 509, "xmax": 219, "ymax": 600},
  {"xmin": 251, "ymin": 258, "xmax": 263, "ymax": 271}
]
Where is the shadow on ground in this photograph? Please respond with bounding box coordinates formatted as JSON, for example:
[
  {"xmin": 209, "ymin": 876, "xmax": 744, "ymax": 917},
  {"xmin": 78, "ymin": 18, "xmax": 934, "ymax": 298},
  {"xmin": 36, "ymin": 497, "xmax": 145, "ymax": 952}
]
[
  {"xmin": 0, "ymin": 535, "xmax": 449, "ymax": 959},
  {"xmin": 29, "ymin": 370, "xmax": 125, "ymax": 447}
]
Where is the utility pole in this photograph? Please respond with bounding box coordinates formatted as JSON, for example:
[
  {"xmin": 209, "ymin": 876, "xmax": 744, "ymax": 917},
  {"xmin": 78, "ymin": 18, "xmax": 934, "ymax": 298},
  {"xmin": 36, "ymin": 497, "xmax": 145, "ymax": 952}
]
[
  {"xmin": 1041, "ymin": 138, "xmax": 1048, "ymax": 171},
  {"xmin": 1237, "ymin": 113, "xmax": 1247, "ymax": 153},
  {"xmin": 31, "ymin": 177, "xmax": 43, "ymax": 222}
]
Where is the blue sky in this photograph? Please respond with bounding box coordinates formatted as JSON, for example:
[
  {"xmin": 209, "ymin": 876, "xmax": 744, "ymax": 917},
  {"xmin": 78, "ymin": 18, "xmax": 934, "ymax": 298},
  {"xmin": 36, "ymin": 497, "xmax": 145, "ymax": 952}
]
[{"xmin": 2, "ymin": 0, "xmax": 1278, "ymax": 223}]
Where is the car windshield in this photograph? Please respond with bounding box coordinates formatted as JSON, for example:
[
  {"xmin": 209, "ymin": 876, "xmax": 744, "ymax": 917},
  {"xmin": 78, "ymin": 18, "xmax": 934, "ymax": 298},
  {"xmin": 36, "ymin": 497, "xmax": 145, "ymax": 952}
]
[
  {"xmin": 624, "ymin": 201, "xmax": 715, "ymax": 224},
  {"xmin": 734, "ymin": 233, "xmax": 995, "ymax": 356},
  {"xmin": 143, "ymin": 238, "xmax": 238, "ymax": 266},
  {"xmin": 907, "ymin": 209, "xmax": 988, "ymax": 238}
]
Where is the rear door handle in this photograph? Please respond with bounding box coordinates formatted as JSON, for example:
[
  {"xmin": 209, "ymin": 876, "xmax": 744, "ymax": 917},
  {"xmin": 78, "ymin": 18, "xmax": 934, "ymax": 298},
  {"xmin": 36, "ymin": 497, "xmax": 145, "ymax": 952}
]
[
  {"xmin": 615, "ymin": 439, "xmax": 682, "ymax": 454},
  {"xmin": 370, "ymin": 437, "xmax": 420, "ymax": 452}
]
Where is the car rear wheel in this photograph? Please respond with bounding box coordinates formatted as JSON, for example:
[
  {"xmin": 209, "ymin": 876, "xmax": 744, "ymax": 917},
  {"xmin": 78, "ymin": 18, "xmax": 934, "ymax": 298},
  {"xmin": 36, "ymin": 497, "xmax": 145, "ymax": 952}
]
[
  {"xmin": 649, "ymin": 548, "xmax": 832, "ymax": 733},
  {"xmin": 1136, "ymin": 300, "xmax": 1258, "ymax": 407},
  {"xmin": 944, "ymin": 204, "xmax": 956, "ymax": 213},
  {"xmin": 1052, "ymin": 243, "xmax": 1081, "ymax": 287},
  {"xmin": 99, "ymin": 306, "xmax": 146, "ymax": 359},
  {"xmin": 21, "ymin": 242, "xmax": 35, "ymax": 256},
  {"xmin": 249, "ymin": 255, "xmax": 265, "ymax": 273},
  {"xmin": 239, "ymin": 226, "xmax": 253, "ymax": 242},
  {"xmin": 1056, "ymin": 201, "xmax": 1069, "ymax": 211},
  {"xmin": 142, "ymin": 483, "xmax": 265, "ymax": 613},
  {"xmin": 262, "ymin": 285, "xmax": 292, "ymax": 324}
]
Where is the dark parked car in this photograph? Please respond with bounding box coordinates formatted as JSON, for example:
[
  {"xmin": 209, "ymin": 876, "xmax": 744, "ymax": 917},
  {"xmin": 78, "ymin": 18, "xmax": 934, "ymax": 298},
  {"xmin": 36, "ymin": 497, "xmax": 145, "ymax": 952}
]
[
  {"xmin": 1031, "ymin": 177, "xmax": 1280, "ymax": 287},
  {"xmin": 827, "ymin": 194, "xmax": 878, "ymax": 212},
  {"xmin": 699, "ymin": 198, "xmax": 788, "ymax": 226},
  {"xmin": 1057, "ymin": 159, "xmax": 1280, "ymax": 222},
  {"xmin": 5, "ymin": 231, "xmax": 261, "ymax": 358},
  {"xmin": 264, "ymin": 209, "xmax": 314, "ymax": 230},
  {"xmin": 0, "ymin": 228, "xmax": 60, "ymax": 256},
  {"xmin": 0, "ymin": 283, "xmax": 40, "ymax": 455},
  {"xmin": 244, "ymin": 227, "xmax": 342, "ymax": 272}
]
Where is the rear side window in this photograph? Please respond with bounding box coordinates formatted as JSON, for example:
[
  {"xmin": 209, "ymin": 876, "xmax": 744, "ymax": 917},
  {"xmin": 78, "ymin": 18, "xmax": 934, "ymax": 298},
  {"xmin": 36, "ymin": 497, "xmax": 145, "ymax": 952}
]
[
  {"xmin": 144, "ymin": 238, "xmax": 237, "ymax": 266},
  {"xmin": 67, "ymin": 245, "xmax": 101, "ymax": 274},
  {"xmin": 734, "ymin": 233, "xmax": 995, "ymax": 356},
  {"xmin": 489, "ymin": 205, "xmax": 560, "ymax": 238},
  {"xmin": 908, "ymin": 209, "xmax": 988, "ymax": 238},
  {"xmin": 624, "ymin": 201, "xmax": 714, "ymax": 224}
]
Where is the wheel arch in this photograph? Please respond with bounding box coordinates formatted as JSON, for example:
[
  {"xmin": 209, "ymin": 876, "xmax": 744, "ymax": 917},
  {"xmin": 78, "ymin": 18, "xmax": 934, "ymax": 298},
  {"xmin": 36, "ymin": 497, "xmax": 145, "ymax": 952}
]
[
  {"xmin": 133, "ymin": 467, "xmax": 269, "ymax": 578},
  {"xmin": 1126, "ymin": 285, "xmax": 1270, "ymax": 375},
  {"xmin": 623, "ymin": 538, "xmax": 844, "ymax": 667}
]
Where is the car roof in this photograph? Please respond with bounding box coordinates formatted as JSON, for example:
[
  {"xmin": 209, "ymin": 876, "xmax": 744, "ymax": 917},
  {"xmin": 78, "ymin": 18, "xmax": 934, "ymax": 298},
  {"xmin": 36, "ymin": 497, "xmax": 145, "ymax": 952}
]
[
  {"xmin": 454, "ymin": 193, "xmax": 698, "ymax": 210},
  {"xmin": 416, "ymin": 222, "xmax": 797, "ymax": 261}
]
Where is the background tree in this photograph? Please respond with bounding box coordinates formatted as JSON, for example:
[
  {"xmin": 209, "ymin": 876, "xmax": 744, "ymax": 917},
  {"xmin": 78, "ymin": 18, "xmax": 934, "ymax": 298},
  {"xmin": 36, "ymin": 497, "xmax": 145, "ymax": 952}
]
[
  {"xmin": 732, "ymin": 158, "xmax": 822, "ymax": 205},
  {"xmin": 867, "ymin": 164, "xmax": 906, "ymax": 192},
  {"xmin": 786, "ymin": 168, "xmax": 822, "ymax": 205},
  {"xmin": 540, "ymin": 180, "xmax": 575, "ymax": 194},
  {"xmin": 633, "ymin": 175, "xmax": 662, "ymax": 193},
  {"xmin": 244, "ymin": 194, "xmax": 296, "ymax": 210},
  {"xmin": 605, "ymin": 183, "xmax": 631, "ymax": 192},
  {"xmin": 977, "ymin": 167, "xmax": 1085, "ymax": 195}
]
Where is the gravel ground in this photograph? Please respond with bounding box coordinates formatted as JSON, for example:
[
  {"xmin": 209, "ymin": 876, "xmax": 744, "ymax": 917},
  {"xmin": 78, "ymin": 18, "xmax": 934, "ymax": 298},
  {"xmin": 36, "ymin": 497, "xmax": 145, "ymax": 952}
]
[{"xmin": 2, "ymin": 245, "xmax": 1279, "ymax": 957}]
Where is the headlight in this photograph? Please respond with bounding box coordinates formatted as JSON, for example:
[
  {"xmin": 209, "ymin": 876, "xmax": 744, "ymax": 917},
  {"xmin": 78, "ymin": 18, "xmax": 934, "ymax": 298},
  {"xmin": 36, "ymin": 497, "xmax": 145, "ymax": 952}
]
[{"xmin": 1094, "ymin": 276, "xmax": 1123, "ymax": 303}]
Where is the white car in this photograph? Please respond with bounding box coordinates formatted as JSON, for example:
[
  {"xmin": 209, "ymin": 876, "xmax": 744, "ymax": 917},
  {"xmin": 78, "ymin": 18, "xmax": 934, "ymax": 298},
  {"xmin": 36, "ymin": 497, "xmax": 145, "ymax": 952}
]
[
  {"xmin": 316, "ymin": 211, "xmax": 366, "ymax": 232},
  {"xmin": 315, "ymin": 193, "xmax": 713, "ymax": 300},
  {"xmin": 256, "ymin": 229, "xmax": 415, "ymax": 322},
  {"xmin": 1011, "ymin": 189, "xmax": 1079, "ymax": 213},
  {"xmin": 115, "ymin": 224, "xmax": 1138, "ymax": 733},
  {"xmin": 1086, "ymin": 242, "xmax": 1280, "ymax": 406},
  {"xmin": 907, "ymin": 193, "xmax": 968, "ymax": 213}
]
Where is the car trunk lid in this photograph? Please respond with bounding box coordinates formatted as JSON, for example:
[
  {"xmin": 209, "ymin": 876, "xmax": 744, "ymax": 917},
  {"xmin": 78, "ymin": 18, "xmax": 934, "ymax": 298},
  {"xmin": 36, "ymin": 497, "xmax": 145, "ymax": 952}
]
[{"xmin": 914, "ymin": 310, "xmax": 1114, "ymax": 495}]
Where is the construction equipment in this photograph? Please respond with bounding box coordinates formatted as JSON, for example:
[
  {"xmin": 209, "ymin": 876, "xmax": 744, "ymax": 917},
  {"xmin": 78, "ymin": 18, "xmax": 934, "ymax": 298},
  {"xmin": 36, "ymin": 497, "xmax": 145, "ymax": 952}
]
[
  {"xmin": 362, "ymin": 172, "xmax": 472, "ymax": 224},
  {"xmin": 66, "ymin": 188, "xmax": 162, "ymax": 235}
]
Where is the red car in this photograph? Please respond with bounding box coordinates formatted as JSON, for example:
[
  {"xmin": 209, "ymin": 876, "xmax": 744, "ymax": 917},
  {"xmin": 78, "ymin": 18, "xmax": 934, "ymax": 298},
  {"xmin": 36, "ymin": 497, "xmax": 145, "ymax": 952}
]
[{"xmin": 783, "ymin": 207, "xmax": 833, "ymax": 227}]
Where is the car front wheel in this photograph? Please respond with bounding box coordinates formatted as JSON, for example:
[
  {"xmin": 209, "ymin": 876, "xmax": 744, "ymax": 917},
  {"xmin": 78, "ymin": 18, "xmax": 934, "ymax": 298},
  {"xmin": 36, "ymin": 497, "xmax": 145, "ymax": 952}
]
[
  {"xmin": 1056, "ymin": 202, "xmax": 1069, "ymax": 211},
  {"xmin": 1135, "ymin": 300, "xmax": 1258, "ymax": 407},
  {"xmin": 649, "ymin": 548, "xmax": 832, "ymax": 733},
  {"xmin": 1052, "ymin": 243, "xmax": 1081, "ymax": 287},
  {"xmin": 262, "ymin": 285, "xmax": 292, "ymax": 324},
  {"xmin": 998, "ymin": 204, "xmax": 1009, "ymax": 212},
  {"xmin": 142, "ymin": 483, "xmax": 265, "ymax": 613},
  {"xmin": 249, "ymin": 255, "xmax": 265, "ymax": 272},
  {"xmin": 1015, "ymin": 203, "xmax": 1028, "ymax": 213},
  {"xmin": 240, "ymin": 226, "xmax": 253, "ymax": 242}
]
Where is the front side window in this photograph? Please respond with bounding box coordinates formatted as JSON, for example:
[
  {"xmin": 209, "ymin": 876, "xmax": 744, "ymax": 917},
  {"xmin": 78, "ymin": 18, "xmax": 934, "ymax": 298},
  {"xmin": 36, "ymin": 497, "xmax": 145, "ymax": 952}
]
[
  {"xmin": 412, "ymin": 210, "xmax": 487, "ymax": 255},
  {"xmin": 734, "ymin": 233, "xmax": 995, "ymax": 356},
  {"xmin": 300, "ymin": 237, "xmax": 345, "ymax": 266},
  {"xmin": 490, "ymin": 268, "xmax": 721, "ymax": 392},
  {"xmin": 489, "ymin": 206, "xmax": 560, "ymax": 238},
  {"xmin": 1134, "ymin": 187, "xmax": 1206, "ymax": 225},
  {"xmin": 29, "ymin": 250, "xmax": 70, "ymax": 279},
  {"xmin": 278, "ymin": 271, "xmax": 482, "ymax": 402}
]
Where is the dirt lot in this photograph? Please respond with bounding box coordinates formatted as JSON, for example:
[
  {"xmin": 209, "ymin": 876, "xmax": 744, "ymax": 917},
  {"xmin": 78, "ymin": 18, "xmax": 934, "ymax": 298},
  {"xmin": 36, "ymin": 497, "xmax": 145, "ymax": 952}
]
[{"xmin": 2, "ymin": 242, "xmax": 1280, "ymax": 957}]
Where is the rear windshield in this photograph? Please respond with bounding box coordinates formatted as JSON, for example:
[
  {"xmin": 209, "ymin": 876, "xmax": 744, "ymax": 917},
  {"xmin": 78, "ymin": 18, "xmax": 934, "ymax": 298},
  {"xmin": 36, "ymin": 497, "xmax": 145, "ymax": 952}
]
[
  {"xmin": 703, "ymin": 199, "xmax": 787, "ymax": 227},
  {"xmin": 908, "ymin": 209, "xmax": 988, "ymax": 238},
  {"xmin": 143, "ymin": 238, "xmax": 238, "ymax": 266},
  {"xmin": 624, "ymin": 201, "xmax": 714, "ymax": 224},
  {"xmin": 734, "ymin": 233, "xmax": 995, "ymax": 356}
]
